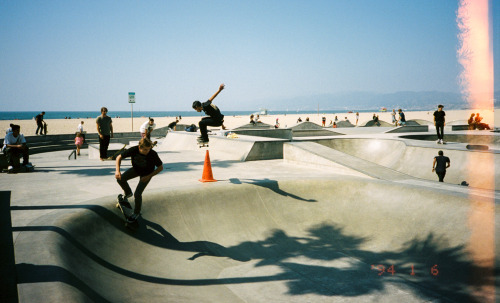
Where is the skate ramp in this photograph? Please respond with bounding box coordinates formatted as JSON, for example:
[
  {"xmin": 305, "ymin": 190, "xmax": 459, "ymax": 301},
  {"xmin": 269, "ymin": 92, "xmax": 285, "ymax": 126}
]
[
  {"xmin": 157, "ymin": 131, "xmax": 287, "ymax": 161},
  {"xmin": 315, "ymin": 138, "xmax": 500, "ymax": 190},
  {"xmin": 360, "ymin": 119, "xmax": 392, "ymax": 127},
  {"xmin": 14, "ymin": 179, "xmax": 500, "ymax": 302},
  {"xmin": 290, "ymin": 121, "xmax": 324, "ymax": 130}
]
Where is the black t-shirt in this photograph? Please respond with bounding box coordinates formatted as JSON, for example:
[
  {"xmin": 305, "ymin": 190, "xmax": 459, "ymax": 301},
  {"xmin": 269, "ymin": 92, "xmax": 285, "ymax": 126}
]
[
  {"xmin": 202, "ymin": 100, "xmax": 224, "ymax": 121},
  {"xmin": 434, "ymin": 155, "xmax": 450, "ymax": 173},
  {"xmin": 399, "ymin": 112, "xmax": 406, "ymax": 122},
  {"xmin": 35, "ymin": 114, "xmax": 43, "ymax": 124},
  {"xmin": 121, "ymin": 146, "xmax": 163, "ymax": 176},
  {"xmin": 434, "ymin": 110, "xmax": 446, "ymax": 124}
]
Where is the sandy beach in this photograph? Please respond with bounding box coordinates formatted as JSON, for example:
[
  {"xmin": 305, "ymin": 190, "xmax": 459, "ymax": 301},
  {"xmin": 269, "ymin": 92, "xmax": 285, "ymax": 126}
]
[{"xmin": 0, "ymin": 109, "xmax": 495, "ymax": 136}]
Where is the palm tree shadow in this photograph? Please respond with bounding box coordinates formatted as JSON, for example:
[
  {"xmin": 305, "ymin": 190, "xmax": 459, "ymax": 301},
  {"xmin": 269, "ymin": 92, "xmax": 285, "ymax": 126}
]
[{"xmin": 137, "ymin": 218, "xmax": 250, "ymax": 262}]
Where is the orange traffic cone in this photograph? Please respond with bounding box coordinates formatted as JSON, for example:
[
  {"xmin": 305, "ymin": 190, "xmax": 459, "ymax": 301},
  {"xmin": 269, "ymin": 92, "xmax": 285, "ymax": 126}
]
[{"xmin": 199, "ymin": 150, "xmax": 217, "ymax": 182}]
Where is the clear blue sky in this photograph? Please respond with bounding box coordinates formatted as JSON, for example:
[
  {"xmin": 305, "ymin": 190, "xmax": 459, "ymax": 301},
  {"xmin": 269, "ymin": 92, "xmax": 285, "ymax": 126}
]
[{"xmin": 0, "ymin": 0, "xmax": 497, "ymax": 111}]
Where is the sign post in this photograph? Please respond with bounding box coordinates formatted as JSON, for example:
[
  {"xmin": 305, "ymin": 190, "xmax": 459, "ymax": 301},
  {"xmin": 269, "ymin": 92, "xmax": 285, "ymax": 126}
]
[{"xmin": 128, "ymin": 92, "xmax": 135, "ymax": 132}]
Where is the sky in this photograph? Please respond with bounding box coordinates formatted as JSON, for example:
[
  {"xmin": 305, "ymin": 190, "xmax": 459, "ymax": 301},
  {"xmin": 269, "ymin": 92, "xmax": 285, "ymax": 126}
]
[{"xmin": 0, "ymin": 0, "xmax": 498, "ymax": 111}]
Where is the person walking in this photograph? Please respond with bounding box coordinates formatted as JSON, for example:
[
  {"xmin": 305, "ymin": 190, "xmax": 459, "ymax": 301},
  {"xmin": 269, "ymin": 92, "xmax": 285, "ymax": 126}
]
[
  {"xmin": 35, "ymin": 112, "xmax": 46, "ymax": 135},
  {"xmin": 96, "ymin": 107, "xmax": 113, "ymax": 161},
  {"xmin": 398, "ymin": 109, "xmax": 406, "ymax": 126},
  {"xmin": 77, "ymin": 121, "xmax": 86, "ymax": 143},
  {"xmin": 434, "ymin": 105, "xmax": 446, "ymax": 144},
  {"xmin": 432, "ymin": 150, "xmax": 450, "ymax": 182}
]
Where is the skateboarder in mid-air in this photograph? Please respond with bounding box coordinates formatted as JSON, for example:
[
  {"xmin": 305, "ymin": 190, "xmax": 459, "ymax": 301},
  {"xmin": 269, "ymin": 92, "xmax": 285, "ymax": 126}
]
[
  {"xmin": 192, "ymin": 83, "xmax": 225, "ymax": 144},
  {"xmin": 115, "ymin": 138, "xmax": 163, "ymax": 223}
]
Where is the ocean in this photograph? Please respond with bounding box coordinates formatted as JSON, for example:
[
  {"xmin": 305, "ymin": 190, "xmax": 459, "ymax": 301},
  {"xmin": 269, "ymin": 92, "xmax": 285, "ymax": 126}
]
[{"xmin": 0, "ymin": 109, "xmax": 387, "ymax": 121}]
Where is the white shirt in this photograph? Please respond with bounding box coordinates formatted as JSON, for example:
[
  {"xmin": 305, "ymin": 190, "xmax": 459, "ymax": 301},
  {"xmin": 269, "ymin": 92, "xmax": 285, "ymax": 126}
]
[
  {"xmin": 3, "ymin": 132, "xmax": 26, "ymax": 151},
  {"xmin": 140, "ymin": 121, "xmax": 156, "ymax": 133},
  {"xmin": 77, "ymin": 123, "xmax": 84, "ymax": 133}
]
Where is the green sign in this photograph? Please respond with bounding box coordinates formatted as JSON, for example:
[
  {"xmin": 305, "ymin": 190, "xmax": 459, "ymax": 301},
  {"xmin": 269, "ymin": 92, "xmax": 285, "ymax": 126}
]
[{"xmin": 128, "ymin": 92, "xmax": 136, "ymax": 103}]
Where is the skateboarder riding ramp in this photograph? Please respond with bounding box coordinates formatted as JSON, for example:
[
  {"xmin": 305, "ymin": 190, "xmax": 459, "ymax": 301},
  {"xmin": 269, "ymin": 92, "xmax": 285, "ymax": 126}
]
[{"xmin": 14, "ymin": 178, "xmax": 499, "ymax": 302}]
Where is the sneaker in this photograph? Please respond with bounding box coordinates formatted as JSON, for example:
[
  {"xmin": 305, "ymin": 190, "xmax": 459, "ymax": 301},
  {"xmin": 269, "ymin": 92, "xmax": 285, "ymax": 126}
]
[
  {"xmin": 7, "ymin": 166, "xmax": 14, "ymax": 173},
  {"xmin": 127, "ymin": 213, "xmax": 140, "ymax": 223},
  {"xmin": 437, "ymin": 139, "xmax": 441, "ymax": 144}
]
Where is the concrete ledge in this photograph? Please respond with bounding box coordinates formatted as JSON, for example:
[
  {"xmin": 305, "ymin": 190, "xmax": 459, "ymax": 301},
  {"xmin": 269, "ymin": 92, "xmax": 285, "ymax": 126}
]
[
  {"xmin": 451, "ymin": 125, "xmax": 470, "ymax": 131},
  {"xmin": 284, "ymin": 142, "xmax": 410, "ymax": 180},
  {"xmin": 313, "ymin": 137, "xmax": 500, "ymax": 190},
  {"xmin": 0, "ymin": 192, "xmax": 17, "ymax": 303},
  {"xmin": 158, "ymin": 131, "xmax": 288, "ymax": 161},
  {"xmin": 232, "ymin": 128, "xmax": 293, "ymax": 140},
  {"xmin": 88, "ymin": 143, "xmax": 127, "ymax": 160},
  {"xmin": 399, "ymin": 134, "xmax": 500, "ymax": 146}
]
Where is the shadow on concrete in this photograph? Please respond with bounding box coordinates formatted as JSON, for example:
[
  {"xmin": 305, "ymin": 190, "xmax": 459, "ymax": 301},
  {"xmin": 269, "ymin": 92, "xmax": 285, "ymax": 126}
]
[
  {"xmin": 11, "ymin": 204, "xmax": 249, "ymax": 263},
  {"xmin": 227, "ymin": 178, "xmax": 317, "ymax": 202},
  {"xmin": 12, "ymin": 206, "xmax": 495, "ymax": 302}
]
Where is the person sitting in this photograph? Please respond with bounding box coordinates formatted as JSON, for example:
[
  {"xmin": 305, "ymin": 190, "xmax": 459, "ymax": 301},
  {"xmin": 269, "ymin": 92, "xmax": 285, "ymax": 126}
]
[
  {"xmin": 297, "ymin": 117, "xmax": 302, "ymax": 123},
  {"xmin": 468, "ymin": 113, "xmax": 476, "ymax": 130},
  {"xmin": 2, "ymin": 124, "xmax": 29, "ymax": 173},
  {"xmin": 249, "ymin": 114, "xmax": 256, "ymax": 125},
  {"xmin": 473, "ymin": 113, "xmax": 490, "ymax": 130}
]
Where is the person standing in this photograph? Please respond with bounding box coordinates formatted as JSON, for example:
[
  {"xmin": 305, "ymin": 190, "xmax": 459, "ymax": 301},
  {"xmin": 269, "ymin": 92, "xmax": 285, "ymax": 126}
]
[
  {"xmin": 355, "ymin": 112, "xmax": 359, "ymax": 126},
  {"xmin": 434, "ymin": 105, "xmax": 446, "ymax": 144},
  {"xmin": 322, "ymin": 116, "xmax": 326, "ymax": 127},
  {"xmin": 391, "ymin": 109, "xmax": 397, "ymax": 125},
  {"xmin": 432, "ymin": 150, "xmax": 450, "ymax": 182},
  {"xmin": 96, "ymin": 107, "xmax": 113, "ymax": 161},
  {"xmin": 35, "ymin": 112, "xmax": 45, "ymax": 135}
]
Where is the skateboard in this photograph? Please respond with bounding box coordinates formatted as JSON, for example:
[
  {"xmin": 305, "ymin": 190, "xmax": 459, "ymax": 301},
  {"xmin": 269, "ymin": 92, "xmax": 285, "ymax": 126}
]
[
  {"xmin": 107, "ymin": 144, "xmax": 127, "ymax": 160},
  {"xmin": 466, "ymin": 144, "xmax": 489, "ymax": 151},
  {"xmin": 197, "ymin": 137, "xmax": 209, "ymax": 148},
  {"xmin": 115, "ymin": 194, "xmax": 139, "ymax": 230},
  {"xmin": 1, "ymin": 163, "xmax": 35, "ymax": 173}
]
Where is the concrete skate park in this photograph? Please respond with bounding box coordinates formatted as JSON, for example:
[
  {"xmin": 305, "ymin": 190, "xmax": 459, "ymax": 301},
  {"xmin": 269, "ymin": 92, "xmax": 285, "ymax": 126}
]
[{"xmin": 2, "ymin": 120, "xmax": 499, "ymax": 302}]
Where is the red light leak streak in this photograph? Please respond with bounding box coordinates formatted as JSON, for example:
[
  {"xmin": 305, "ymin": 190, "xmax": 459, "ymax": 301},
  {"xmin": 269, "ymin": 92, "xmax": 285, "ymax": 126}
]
[{"xmin": 457, "ymin": 0, "xmax": 495, "ymax": 302}]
